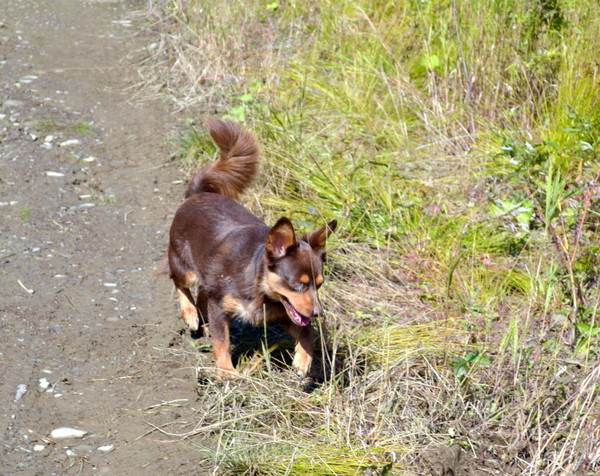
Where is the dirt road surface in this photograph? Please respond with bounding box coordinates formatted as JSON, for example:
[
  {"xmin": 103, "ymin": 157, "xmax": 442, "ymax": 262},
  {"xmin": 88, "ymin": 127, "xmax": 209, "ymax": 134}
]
[{"xmin": 0, "ymin": 0, "xmax": 203, "ymax": 473}]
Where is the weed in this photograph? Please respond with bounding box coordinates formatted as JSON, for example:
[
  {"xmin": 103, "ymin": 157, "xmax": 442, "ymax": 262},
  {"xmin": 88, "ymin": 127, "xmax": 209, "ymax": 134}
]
[
  {"xmin": 32, "ymin": 119, "xmax": 62, "ymax": 132},
  {"xmin": 74, "ymin": 122, "xmax": 95, "ymax": 136}
]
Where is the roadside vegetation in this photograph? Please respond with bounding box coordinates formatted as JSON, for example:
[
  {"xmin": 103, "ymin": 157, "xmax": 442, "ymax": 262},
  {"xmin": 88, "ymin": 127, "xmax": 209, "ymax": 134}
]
[{"xmin": 144, "ymin": 0, "xmax": 600, "ymax": 473}]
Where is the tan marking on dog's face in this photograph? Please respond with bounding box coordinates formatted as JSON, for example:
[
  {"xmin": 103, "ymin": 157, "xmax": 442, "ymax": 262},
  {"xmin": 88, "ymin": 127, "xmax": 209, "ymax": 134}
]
[
  {"xmin": 299, "ymin": 274, "xmax": 310, "ymax": 284},
  {"xmin": 315, "ymin": 274, "xmax": 324, "ymax": 287},
  {"xmin": 264, "ymin": 271, "xmax": 318, "ymax": 318}
]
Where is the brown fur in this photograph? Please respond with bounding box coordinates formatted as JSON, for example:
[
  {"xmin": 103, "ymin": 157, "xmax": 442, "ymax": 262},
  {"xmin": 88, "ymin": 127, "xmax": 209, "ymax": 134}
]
[
  {"xmin": 184, "ymin": 118, "xmax": 259, "ymax": 200},
  {"xmin": 165, "ymin": 118, "xmax": 336, "ymax": 378}
]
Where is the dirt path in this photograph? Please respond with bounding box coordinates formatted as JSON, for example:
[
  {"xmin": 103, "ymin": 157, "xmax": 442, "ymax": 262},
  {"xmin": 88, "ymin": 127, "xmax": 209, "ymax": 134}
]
[{"xmin": 0, "ymin": 1, "xmax": 202, "ymax": 473}]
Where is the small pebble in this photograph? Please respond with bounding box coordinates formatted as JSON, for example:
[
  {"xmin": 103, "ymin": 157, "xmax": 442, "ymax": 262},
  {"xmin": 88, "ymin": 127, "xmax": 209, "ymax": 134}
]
[
  {"xmin": 14, "ymin": 384, "xmax": 27, "ymax": 402},
  {"xmin": 59, "ymin": 139, "xmax": 80, "ymax": 147},
  {"xmin": 97, "ymin": 444, "xmax": 114, "ymax": 453},
  {"xmin": 33, "ymin": 444, "xmax": 45, "ymax": 452},
  {"xmin": 50, "ymin": 427, "xmax": 87, "ymax": 439},
  {"xmin": 46, "ymin": 171, "xmax": 64, "ymax": 177},
  {"xmin": 69, "ymin": 203, "xmax": 95, "ymax": 210},
  {"xmin": 39, "ymin": 378, "xmax": 50, "ymax": 390}
]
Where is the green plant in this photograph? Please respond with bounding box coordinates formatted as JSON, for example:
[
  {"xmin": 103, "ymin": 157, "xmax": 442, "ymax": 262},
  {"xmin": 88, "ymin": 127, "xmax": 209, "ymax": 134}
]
[
  {"xmin": 223, "ymin": 93, "xmax": 256, "ymax": 123},
  {"xmin": 452, "ymin": 351, "xmax": 491, "ymax": 383}
]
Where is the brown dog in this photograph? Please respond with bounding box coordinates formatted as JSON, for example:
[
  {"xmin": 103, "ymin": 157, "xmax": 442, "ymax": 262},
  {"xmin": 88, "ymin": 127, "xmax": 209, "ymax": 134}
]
[{"xmin": 164, "ymin": 118, "xmax": 336, "ymax": 377}]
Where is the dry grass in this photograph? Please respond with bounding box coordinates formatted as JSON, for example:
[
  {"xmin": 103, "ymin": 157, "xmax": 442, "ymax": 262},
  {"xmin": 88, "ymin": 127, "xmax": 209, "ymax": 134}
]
[{"xmin": 140, "ymin": 0, "xmax": 600, "ymax": 474}]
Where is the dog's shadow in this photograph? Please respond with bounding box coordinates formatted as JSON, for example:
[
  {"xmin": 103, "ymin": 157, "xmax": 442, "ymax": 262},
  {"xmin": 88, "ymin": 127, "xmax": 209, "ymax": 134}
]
[
  {"xmin": 192, "ymin": 321, "xmax": 350, "ymax": 393},
  {"xmin": 230, "ymin": 320, "xmax": 294, "ymax": 369}
]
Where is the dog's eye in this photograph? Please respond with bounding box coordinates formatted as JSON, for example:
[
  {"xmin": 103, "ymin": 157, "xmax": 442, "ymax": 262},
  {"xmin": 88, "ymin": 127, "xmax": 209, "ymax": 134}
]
[{"xmin": 289, "ymin": 282, "xmax": 306, "ymax": 293}]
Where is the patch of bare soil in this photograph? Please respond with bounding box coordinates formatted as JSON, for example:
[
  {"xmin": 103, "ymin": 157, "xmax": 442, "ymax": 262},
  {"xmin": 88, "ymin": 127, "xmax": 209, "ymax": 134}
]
[{"xmin": 0, "ymin": 1, "xmax": 204, "ymax": 474}]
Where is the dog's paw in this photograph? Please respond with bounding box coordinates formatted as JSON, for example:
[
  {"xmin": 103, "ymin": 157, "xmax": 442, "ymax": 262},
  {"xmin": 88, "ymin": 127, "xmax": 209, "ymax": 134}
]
[
  {"xmin": 216, "ymin": 366, "xmax": 238, "ymax": 379},
  {"xmin": 292, "ymin": 352, "xmax": 312, "ymax": 378},
  {"xmin": 294, "ymin": 367, "xmax": 307, "ymax": 378},
  {"xmin": 182, "ymin": 310, "xmax": 199, "ymax": 331}
]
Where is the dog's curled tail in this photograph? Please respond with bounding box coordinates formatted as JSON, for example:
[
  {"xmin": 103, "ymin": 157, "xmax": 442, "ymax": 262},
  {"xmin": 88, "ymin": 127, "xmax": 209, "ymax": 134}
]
[{"xmin": 185, "ymin": 118, "xmax": 259, "ymax": 201}]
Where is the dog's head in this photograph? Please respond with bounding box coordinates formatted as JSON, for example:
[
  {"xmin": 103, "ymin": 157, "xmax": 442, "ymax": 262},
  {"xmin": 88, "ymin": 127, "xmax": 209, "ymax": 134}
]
[{"xmin": 262, "ymin": 217, "xmax": 337, "ymax": 326}]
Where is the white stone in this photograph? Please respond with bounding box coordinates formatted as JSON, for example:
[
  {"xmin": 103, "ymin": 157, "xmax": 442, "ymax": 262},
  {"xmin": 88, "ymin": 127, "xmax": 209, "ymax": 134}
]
[
  {"xmin": 14, "ymin": 384, "xmax": 27, "ymax": 402},
  {"xmin": 50, "ymin": 427, "xmax": 87, "ymax": 439},
  {"xmin": 59, "ymin": 139, "xmax": 81, "ymax": 147}
]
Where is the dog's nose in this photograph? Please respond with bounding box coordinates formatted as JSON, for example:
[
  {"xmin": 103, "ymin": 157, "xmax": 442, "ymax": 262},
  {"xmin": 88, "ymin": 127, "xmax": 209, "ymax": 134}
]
[{"xmin": 312, "ymin": 301, "xmax": 323, "ymax": 317}]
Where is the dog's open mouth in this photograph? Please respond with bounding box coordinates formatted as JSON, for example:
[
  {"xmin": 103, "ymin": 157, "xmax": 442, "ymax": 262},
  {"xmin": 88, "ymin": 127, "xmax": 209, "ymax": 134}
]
[{"xmin": 280, "ymin": 296, "xmax": 311, "ymax": 327}]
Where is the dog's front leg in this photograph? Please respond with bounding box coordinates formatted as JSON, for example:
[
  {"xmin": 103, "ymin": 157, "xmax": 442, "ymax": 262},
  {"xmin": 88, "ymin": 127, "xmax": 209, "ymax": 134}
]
[
  {"xmin": 208, "ymin": 299, "xmax": 236, "ymax": 378},
  {"xmin": 286, "ymin": 323, "xmax": 314, "ymax": 377}
]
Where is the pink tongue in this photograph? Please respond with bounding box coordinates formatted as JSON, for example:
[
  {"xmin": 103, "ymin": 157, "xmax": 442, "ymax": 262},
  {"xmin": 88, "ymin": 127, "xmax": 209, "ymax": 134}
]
[{"xmin": 291, "ymin": 307, "xmax": 310, "ymax": 327}]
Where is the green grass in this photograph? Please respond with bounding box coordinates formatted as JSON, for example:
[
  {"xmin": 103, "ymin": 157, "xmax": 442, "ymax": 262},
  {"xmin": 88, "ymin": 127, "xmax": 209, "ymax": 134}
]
[
  {"xmin": 147, "ymin": 0, "xmax": 600, "ymax": 473},
  {"xmin": 32, "ymin": 119, "xmax": 95, "ymax": 136}
]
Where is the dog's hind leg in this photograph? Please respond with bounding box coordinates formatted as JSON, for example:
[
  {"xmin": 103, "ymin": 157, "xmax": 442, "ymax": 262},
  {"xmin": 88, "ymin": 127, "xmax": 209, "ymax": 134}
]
[
  {"xmin": 174, "ymin": 272, "xmax": 200, "ymax": 331},
  {"xmin": 176, "ymin": 286, "xmax": 199, "ymax": 331}
]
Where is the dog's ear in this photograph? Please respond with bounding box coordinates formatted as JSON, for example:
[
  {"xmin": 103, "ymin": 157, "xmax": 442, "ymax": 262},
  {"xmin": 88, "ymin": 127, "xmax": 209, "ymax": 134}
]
[
  {"xmin": 303, "ymin": 219, "xmax": 337, "ymax": 251},
  {"xmin": 266, "ymin": 217, "xmax": 298, "ymax": 259}
]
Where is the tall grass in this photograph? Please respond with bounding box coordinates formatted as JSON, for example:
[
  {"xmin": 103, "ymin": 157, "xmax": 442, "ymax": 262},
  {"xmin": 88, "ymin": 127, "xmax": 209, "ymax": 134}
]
[{"xmin": 146, "ymin": 0, "xmax": 600, "ymax": 473}]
